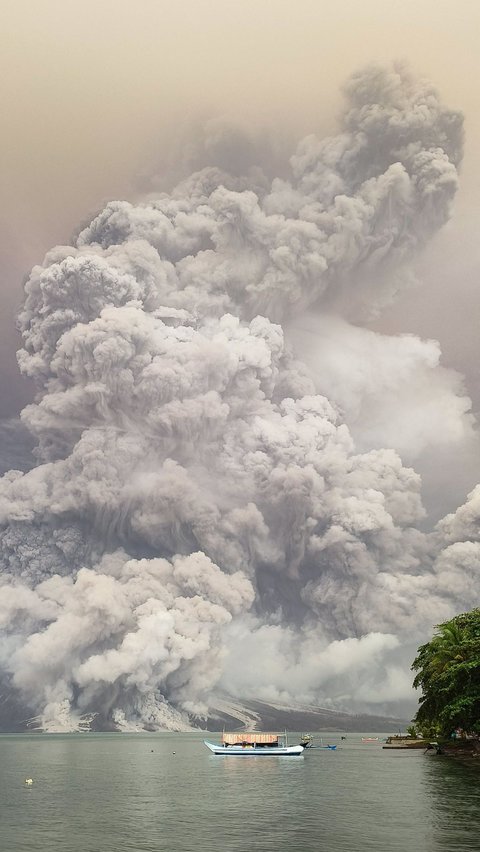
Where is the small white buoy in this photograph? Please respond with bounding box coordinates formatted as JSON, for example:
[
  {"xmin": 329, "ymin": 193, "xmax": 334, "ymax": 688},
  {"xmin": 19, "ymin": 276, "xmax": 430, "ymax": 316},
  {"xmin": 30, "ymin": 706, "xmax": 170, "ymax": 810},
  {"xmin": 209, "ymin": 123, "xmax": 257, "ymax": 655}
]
[{"xmin": 25, "ymin": 778, "xmax": 33, "ymax": 786}]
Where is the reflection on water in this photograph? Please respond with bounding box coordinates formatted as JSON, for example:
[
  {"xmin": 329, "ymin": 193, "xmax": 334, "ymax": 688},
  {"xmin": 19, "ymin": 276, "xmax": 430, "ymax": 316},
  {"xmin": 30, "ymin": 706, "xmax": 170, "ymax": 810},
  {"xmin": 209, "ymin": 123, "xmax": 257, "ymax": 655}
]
[
  {"xmin": 0, "ymin": 733, "xmax": 479, "ymax": 852},
  {"xmin": 422, "ymin": 756, "xmax": 480, "ymax": 851}
]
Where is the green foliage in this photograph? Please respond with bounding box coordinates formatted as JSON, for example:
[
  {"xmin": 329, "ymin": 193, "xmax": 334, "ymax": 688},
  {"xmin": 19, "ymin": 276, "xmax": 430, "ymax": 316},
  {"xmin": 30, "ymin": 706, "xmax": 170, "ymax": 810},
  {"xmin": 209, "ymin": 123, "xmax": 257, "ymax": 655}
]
[{"xmin": 411, "ymin": 608, "xmax": 480, "ymax": 737}]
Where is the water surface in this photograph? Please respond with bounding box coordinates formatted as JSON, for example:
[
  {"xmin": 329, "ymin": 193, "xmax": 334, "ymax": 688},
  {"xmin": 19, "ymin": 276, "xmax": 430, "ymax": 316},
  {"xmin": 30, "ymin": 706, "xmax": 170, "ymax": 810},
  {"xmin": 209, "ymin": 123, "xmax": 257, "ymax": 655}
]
[{"xmin": 1, "ymin": 732, "xmax": 479, "ymax": 852}]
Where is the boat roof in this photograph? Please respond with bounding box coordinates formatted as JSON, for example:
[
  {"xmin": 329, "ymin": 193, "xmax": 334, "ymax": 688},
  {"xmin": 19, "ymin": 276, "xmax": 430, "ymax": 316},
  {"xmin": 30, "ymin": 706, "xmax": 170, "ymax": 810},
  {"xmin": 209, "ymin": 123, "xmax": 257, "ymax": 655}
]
[{"xmin": 222, "ymin": 732, "xmax": 281, "ymax": 744}]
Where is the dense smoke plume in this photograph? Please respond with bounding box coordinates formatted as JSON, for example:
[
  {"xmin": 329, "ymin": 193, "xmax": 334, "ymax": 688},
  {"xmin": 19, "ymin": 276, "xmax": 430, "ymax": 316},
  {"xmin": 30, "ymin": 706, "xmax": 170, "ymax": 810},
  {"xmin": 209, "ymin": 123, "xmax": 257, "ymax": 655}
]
[{"xmin": 0, "ymin": 64, "xmax": 478, "ymax": 730}]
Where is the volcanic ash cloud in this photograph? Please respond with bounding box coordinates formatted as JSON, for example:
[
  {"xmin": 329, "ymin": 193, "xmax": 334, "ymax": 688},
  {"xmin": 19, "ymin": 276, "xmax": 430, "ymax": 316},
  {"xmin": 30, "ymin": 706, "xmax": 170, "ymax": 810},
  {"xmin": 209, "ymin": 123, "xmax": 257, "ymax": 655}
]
[{"xmin": 0, "ymin": 63, "xmax": 478, "ymax": 730}]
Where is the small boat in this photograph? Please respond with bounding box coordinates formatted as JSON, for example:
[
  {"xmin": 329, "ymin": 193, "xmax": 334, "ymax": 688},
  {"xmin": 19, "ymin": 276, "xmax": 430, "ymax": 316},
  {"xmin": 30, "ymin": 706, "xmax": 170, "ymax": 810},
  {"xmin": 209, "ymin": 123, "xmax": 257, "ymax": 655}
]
[
  {"xmin": 361, "ymin": 737, "xmax": 379, "ymax": 742},
  {"xmin": 204, "ymin": 731, "xmax": 304, "ymax": 756},
  {"xmin": 300, "ymin": 734, "xmax": 336, "ymax": 750}
]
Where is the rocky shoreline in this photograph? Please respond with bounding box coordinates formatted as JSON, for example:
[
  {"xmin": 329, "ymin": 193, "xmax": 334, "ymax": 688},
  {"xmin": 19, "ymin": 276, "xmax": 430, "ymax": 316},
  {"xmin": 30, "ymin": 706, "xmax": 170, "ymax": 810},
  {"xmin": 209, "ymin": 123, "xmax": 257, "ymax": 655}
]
[
  {"xmin": 439, "ymin": 739, "xmax": 480, "ymax": 764},
  {"xmin": 382, "ymin": 735, "xmax": 480, "ymax": 766},
  {"xmin": 382, "ymin": 736, "xmax": 429, "ymax": 749}
]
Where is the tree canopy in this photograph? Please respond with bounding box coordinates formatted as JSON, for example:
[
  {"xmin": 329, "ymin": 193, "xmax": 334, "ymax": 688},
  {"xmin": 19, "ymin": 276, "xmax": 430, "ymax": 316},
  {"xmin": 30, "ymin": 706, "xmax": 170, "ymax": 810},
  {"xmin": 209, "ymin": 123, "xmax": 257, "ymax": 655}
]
[{"xmin": 411, "ymin": 608, "xmax": 480, "ymax": 737}]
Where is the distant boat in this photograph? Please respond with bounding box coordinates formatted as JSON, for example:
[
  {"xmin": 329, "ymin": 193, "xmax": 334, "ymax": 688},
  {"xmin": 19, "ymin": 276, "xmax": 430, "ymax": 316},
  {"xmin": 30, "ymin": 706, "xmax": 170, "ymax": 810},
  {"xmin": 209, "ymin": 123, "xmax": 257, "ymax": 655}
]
[
  {"xmin": 204, "ymin": 731, "xmax": 304, "ymax": 756},
  {"xmin": 361, "ymin": 737, "xmax": 379, "ymax": 742}
]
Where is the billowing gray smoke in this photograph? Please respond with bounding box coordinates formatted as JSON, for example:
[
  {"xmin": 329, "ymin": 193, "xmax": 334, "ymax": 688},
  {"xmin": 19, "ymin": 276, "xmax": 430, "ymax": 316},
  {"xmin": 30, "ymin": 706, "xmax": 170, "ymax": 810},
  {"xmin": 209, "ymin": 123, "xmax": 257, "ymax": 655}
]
[{"xmin": 0, "ymin": 64, "xmax": 478, "ymax": 730}]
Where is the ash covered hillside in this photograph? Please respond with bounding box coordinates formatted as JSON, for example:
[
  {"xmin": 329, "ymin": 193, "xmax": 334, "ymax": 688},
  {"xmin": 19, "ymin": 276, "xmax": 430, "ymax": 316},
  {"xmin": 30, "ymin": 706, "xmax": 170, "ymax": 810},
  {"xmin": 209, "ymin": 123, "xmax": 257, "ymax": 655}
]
[
  {"xmin": 0, "ymin": 64, "xmax": 478, "ymax": 732},
  {"xmin": 203, "ymin": 697, "xmax": 409, "ymax": 735}
]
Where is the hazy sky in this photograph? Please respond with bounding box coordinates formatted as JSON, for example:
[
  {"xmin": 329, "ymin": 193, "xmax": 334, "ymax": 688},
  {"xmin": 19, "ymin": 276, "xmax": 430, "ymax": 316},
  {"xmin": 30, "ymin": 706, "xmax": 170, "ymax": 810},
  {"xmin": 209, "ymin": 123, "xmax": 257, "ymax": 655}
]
[
  {"xmin": 0, "ymin": 0, "xmax": 478, "ymax": 436},
  {"xmin": 1, "ymin": 0, "xmax": 480, "ymax": 414}
]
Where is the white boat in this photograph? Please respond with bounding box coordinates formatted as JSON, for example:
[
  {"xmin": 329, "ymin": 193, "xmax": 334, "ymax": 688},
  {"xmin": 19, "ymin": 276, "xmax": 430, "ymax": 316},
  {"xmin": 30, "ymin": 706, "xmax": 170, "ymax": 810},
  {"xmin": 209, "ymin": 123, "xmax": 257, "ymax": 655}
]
[{"xmin": 204, "ymin": 731, "xmax": 304, "ymax": 756}]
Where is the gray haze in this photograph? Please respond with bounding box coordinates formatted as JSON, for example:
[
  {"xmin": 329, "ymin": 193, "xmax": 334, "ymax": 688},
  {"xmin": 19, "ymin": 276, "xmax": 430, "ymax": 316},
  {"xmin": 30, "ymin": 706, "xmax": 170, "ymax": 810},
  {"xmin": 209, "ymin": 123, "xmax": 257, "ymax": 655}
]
[
  {"xmin": 2, "ymin": 1, "xmax": 480, "ymax": 416},
  {"xmin": 0, "ymin": 60, "xmax": 479, "ymax": 730}
]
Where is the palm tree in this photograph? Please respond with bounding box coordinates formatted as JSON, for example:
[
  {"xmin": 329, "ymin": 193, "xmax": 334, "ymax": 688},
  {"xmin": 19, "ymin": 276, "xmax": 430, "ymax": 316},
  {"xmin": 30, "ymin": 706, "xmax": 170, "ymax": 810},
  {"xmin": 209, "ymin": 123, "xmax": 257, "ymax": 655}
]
[{"xmin": 411, "ymin": 609, "xmax": 480, "ymax": 736}]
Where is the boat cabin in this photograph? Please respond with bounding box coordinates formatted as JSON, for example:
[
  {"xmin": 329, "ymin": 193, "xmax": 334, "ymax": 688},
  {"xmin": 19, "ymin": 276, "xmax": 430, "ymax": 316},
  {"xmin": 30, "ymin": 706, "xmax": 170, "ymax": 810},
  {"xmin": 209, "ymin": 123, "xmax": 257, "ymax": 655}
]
[{"xmin": 222, "ymin": 732, "xmax": 284, "ymax": 749}]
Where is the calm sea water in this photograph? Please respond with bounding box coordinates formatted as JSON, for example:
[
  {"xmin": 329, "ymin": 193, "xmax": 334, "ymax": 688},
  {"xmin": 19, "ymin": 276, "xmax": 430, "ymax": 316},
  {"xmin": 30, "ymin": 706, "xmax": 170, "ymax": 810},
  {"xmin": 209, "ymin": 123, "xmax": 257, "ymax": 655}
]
[{"xmin": 0, "ymin": 732, "xmax": 479, "ymax": 852}]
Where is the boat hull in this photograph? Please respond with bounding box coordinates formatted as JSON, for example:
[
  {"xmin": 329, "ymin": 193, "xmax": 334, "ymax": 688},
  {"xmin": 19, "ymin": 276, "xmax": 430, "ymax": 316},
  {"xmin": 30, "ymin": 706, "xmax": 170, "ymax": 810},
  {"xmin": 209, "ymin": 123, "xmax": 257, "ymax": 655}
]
[{"xmin": 204, "ymin": 740, "xmax": 304, "ymax": 756}]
